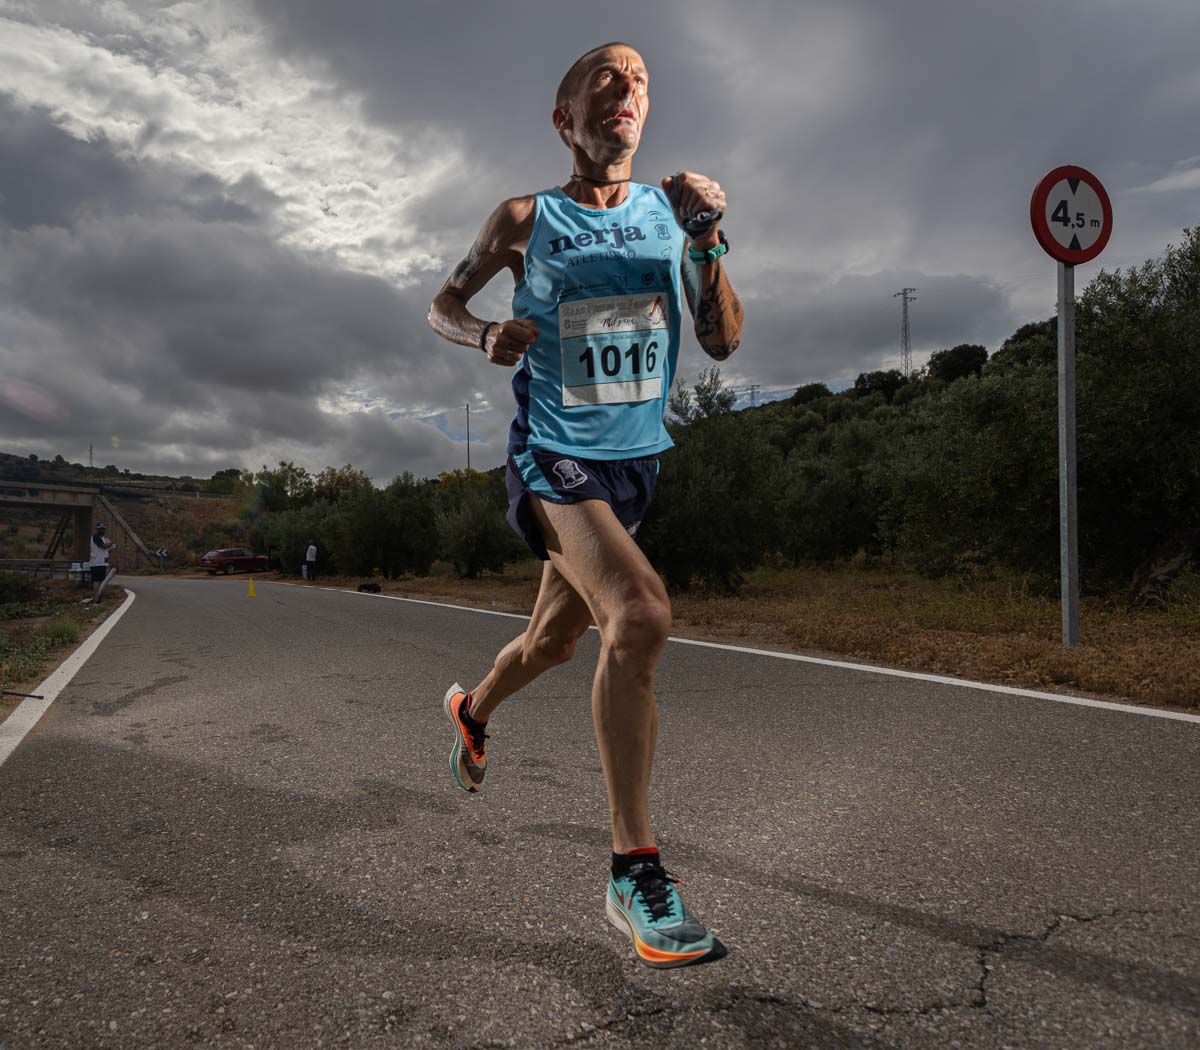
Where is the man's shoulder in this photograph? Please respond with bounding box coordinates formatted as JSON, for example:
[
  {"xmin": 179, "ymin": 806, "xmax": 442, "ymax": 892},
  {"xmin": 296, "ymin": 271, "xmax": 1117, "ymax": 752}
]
[
  {"xmin": 493, "ymin": 194, "xmax": 539, "ymax": 226},
  {"xmin": 481, "ymin": 195, "xmax": 539, "ymax": 251}
]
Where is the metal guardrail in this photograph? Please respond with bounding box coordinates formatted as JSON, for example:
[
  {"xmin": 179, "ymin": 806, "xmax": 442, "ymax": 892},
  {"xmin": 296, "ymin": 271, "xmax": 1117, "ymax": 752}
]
[{"xmin": 0, "ymin": 559, "xmax": 77, "ymax": 579}]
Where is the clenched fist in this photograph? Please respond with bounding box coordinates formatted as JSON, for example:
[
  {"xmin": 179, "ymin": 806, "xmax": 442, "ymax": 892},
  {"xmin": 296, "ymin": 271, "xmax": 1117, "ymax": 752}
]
[
  {"xmin": 484, "ymin": 318, "xmax": 539, "ymax": 366},
  {"xmin": 662, "ymin": 171, "xmax": 726, "ymax": 245}
]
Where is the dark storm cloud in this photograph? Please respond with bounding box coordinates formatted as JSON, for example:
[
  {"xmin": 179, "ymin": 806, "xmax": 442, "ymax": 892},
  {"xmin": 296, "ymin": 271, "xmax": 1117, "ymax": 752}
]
[
  {"xmin": 0, "ymin": 96, "xmax": 278, "ymax": 230},
  {"xmin": 247, "ymin": 0, "xmax": 748, "ymax": 263},
  {"xmin": 733, "ymin": 269, "xmax": 1012, "ymax": 390},
  {"xmin": 5, "ymin": 0, "xmax": 1200, "ymax": 480},
  {"xmin": 251, "ymin": 0, "xmax": 1200, "ymax": 362},
  {"xmin": 0, "ymin": 95, "xmax": 487, "ymax": 478}
]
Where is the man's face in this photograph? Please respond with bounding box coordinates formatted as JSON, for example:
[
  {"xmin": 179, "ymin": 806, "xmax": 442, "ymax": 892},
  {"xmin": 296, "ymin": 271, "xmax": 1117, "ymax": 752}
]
[{"xmin": 558, "ymin": 46, "xmax": 649, "ymax": 157}]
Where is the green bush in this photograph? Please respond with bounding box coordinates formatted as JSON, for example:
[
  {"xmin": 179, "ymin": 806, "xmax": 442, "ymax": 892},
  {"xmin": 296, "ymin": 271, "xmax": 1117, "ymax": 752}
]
[
  {"xmin": 43, "ymin": 618, "xmax": 80, "ymax": 645},
  {"xmin": 641, "ymin": 414, "xmax": 783, "ymax": 591},
  {"xmin": 0, "ymin": 572, "xmax": 41, "ymax": 604},
  {"xmin": 879, "ymin": 369, "xmax": 1059, "ymax": 579},
  {"xmin": 380, "ymin": 473, "xmax": 440, "ymax": 577},
  {"xmin": 437, "ymin": 489, "xmax": 519, "ymax": 579}
]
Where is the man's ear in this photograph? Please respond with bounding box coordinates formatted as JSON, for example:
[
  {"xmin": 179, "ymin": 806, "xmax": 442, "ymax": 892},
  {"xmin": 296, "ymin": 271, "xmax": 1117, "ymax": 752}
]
[{"xmin": 552, "ymin": 104, "xmax": 573, "ymax": 145}]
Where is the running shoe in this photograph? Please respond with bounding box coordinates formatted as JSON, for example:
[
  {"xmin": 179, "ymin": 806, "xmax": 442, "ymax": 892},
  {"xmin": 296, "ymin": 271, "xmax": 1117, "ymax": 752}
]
[
  {"xmin": 443, "ymin": 683, "xmax": 487, "ymax": 793},
  {"xmin": 606, "ymin": 856, "xmax": 727, "ymax": 968}
]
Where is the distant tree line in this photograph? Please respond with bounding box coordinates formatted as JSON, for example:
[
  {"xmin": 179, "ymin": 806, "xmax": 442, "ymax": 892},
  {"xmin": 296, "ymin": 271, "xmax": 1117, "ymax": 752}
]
[
  {"xmin": 207, "ymin": 464, "xmax": 521, "ymax": 579},
  {"xmin": 195, "ymin": 228, "xmax": 1198, "ymax": 594},
  {"xmin": 641, "ymin": 228, "xmax": 1200, "ymax": 592}
]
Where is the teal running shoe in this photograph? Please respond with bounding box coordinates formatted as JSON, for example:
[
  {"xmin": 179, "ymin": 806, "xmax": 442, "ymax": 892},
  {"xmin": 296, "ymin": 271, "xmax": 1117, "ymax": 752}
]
[{"xmin": 606, "ymin": 856, "xmax": 727, "ymax": 968}]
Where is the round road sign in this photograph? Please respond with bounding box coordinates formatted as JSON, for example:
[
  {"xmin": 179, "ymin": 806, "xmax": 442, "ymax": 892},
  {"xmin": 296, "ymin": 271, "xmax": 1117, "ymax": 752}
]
[{"xmin": 1030, "ymin": 165, "xmax": 1112, "ymax": 265}]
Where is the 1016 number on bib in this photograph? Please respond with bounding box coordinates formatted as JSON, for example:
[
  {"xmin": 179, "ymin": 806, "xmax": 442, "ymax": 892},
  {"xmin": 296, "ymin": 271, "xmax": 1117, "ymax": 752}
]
[{"xmin": 559, "ymin": 293, "xmax": 669, "ymax": 407}]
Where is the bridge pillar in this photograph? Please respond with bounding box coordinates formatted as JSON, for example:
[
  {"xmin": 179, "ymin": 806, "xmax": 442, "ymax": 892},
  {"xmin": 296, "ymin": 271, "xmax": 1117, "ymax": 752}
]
[{"xmin": 73, "ymin": 507, "xmax": 92, "ymax": 563}]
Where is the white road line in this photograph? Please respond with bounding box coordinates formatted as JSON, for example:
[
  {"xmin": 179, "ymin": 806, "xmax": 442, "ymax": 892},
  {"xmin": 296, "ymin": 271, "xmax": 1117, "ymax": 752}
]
[
  {"xmin": 0, "ymin": 589, "xmax": 138, "ymax": 768},
  {"xmin": 666, "ymin": 637, "xmax": 1200, "ymax": 724},
  {"xmin": 349, "ymin": 588, "xmax": 531, "ymax": 621},
  {"xmin": 290, "ymin": 583, "xmax": 1200, "ymax": 726}
]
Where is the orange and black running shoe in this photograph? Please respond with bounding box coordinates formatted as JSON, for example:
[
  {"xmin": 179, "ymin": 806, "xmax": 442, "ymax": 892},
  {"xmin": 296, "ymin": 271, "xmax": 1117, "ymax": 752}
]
[{"xmin": 443, "ymin": 683, "xmax": 487, "ymax": 793}]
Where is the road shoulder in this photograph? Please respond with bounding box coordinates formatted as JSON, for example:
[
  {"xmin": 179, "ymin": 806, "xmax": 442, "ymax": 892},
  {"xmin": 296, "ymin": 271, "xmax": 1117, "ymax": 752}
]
[{"xmin": 0, "ymin": 588, "xmax": 136, "ymax": 765}]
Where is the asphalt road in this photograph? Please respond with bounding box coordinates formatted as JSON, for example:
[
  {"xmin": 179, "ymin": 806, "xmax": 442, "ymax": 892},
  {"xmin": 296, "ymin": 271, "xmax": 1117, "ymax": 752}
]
[{"xmin": 1, "ymin": 576, "xmax": 1198, "ymax": 1049}]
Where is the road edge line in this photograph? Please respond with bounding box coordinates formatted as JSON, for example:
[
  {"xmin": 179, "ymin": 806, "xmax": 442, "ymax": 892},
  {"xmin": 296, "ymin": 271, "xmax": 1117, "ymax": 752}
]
[
  {"xmin": 249, "ymin": 581, "xmax": 1200, "ymax": 725},
  {"xmin": 664, "ymin": 636, "xmax": 1200, "ymax": 724},
  {"xmin": 0, "ymin": 588, "xmax": 138, "ymax": 768}
]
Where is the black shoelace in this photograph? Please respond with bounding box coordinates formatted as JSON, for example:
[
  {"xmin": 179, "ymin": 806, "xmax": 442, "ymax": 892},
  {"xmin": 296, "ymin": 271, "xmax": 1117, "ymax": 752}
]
[
  {"xmin": 627, "ymin": 861, "xmax": 680, "ymax": 922},
  {"xmin": 462, "ymin": 712, "xmax": 488, "ymax": 755}
]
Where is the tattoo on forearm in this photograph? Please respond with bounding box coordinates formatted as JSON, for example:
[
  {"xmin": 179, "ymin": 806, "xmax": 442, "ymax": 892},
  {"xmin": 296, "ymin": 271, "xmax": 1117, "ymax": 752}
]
[{"xmin": 692, "ymin": 259, "xmax": 744, "ymax": 361}]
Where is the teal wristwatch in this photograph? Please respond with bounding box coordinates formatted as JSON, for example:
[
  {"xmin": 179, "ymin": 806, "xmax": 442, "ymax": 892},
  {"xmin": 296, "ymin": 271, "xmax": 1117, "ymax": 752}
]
[{"xmin": 687, "ymin": 229, "xmax": 729, "ymax": 265}]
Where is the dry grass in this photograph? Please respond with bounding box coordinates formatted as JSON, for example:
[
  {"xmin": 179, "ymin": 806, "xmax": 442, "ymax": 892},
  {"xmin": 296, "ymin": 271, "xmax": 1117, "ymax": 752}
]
[
  {"xmin": 0, "ymin": 578, "xmax": 126, "ymax": 723},
  {"xmin": 286, "ymin": 562, "xmax": 1199, "ymax": 712},
  {"xmin": 113, "ymin": 493, "xmax": 245, "ymax": 567}
]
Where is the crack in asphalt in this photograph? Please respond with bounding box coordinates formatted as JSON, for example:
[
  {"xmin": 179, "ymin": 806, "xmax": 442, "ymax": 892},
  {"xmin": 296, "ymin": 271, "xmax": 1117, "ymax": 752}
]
[
  {"xmin": 528, "ymin": 906, "xmax": 1170, "ymax": 1045},
  {"xmin": 972, "ymin": 908, "xmax": 1158, "ymax": 1010},
  {"xmin": 534, "ymin": 989, "xmax": 906, "ymax": 1049}
]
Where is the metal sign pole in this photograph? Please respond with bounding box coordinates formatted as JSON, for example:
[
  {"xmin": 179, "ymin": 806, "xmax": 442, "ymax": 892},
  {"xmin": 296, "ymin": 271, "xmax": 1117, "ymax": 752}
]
[
  {"xmin": 1057, "ymin": 261, "xmax": 1080, "ymax": 646},
  {"xmin": 1032, "ymin": 164, "xmax": 1110, "ymax": 647}
]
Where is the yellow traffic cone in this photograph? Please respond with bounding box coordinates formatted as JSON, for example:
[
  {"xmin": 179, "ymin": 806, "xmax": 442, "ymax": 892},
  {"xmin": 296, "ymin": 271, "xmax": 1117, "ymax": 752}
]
[{"xmin": 247, "ymin": 577, "xmax": 256, "ymax": 598}]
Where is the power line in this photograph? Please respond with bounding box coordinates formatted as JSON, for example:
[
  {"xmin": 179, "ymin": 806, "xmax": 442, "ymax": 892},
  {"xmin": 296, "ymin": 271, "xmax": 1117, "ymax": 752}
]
[{"xmin": 892, "ymin": 287, "xmax": 917, "ymax": 375}]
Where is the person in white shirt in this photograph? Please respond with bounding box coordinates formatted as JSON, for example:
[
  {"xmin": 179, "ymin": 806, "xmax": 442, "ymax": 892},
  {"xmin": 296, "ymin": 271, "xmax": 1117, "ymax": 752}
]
[
  {"xmin": 89, "ymin": 522, "xmax": 115, "ymax": 603},
  {"xmin": 305, "ymin": 541, "xmax": 318, "ymax": 582}
]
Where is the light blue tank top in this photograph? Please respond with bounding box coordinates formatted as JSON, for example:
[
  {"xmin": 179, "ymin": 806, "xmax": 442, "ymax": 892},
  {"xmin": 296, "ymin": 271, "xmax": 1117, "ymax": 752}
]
[{"xmin": 507, "ymin": 183, "xmax": 685, "ymax": 460}]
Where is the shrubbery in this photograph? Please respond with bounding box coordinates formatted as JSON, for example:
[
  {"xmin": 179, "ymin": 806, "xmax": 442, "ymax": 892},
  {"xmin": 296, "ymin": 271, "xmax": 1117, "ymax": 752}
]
[
  {"xmin": 643, "ymin": 228, "xmax": 1200, "ymax": 592},
  {"xmin": 243, "ymin": 467, "xmax": 517, "ymax": 580},
  {"xmin": 224, "ymin": 229, "xmax": 1199, "ymax": 593},
  {"xmin": 0, "ymin": 572, "xmax": 41, "ymax": 604}
]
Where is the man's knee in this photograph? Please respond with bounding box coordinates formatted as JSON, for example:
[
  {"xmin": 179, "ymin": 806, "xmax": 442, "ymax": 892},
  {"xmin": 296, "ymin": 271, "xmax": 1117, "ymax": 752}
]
[
  {"xmin": 524, "ymin": 625, "xmax": 584, "ymax": 669},
  {"xmin": 607, "ymin": 593, "xmax": 671, "ymax": 657}
]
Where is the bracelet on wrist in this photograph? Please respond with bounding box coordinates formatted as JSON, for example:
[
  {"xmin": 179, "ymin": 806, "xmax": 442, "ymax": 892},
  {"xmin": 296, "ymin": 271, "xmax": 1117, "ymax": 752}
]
[
  {"xmin": 687, "ymin": 229, "xmax": 730, "ymax": 265},
  {"xmin": 479, "ymin": 321, "xmax": 496, "ymax": 352}
]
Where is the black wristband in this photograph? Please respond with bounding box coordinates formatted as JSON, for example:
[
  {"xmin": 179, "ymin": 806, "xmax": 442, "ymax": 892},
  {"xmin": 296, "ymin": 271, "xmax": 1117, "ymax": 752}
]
[{"xmin": 479, "ymin": 321, "xmax": 496, "ymax": 352}]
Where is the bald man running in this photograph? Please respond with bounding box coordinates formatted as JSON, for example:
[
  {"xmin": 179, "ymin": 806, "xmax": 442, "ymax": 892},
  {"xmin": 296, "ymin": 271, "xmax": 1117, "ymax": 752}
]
[{"xmin": 428, "ymin": 42, "xmax": 744, "ymax": 969}]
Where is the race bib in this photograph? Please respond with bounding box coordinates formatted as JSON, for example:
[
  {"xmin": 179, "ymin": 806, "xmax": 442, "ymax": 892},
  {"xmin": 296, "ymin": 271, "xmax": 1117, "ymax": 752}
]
[{"xmin": 558, "ymin": 292, "xmax": 669, "ymax": 407}]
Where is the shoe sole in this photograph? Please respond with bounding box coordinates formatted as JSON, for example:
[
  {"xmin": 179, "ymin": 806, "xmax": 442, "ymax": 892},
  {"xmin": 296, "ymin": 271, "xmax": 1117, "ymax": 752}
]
[
  {"xmin": 605, "ymin": 895, "xmax": 727, "ymax": 969},
  {"xmin": 443, "ymin": 682, "xmax": 483, "ymax": 794}
]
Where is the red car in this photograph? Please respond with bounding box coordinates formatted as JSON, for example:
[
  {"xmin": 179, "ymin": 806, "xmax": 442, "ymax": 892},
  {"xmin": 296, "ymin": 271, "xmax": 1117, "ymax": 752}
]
[{"xmin": 200, "ymin": 548, "xmax": 268, "ymax": 575}]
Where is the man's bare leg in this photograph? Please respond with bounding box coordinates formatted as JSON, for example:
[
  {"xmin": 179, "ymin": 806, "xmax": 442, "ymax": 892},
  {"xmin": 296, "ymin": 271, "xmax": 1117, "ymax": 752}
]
[
  {"xmin": 469, "ymin": 561, "xmax": 592, "ymax": 722},
  {"xmin": 530, "ymin": 498, "xmax": 670, "ymax": 853}
]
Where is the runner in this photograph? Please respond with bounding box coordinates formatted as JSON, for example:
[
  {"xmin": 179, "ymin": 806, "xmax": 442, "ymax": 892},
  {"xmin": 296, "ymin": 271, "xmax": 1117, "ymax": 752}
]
[{"xmin": 428, "ymin": 42, "xmax": 744, "ymax": 968}]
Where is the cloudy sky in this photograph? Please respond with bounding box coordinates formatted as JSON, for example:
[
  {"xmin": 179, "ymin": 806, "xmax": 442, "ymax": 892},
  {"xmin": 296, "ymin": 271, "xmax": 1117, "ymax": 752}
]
[{"xmin": 1, "ymin": 0, "xmax": 1198, "ymax": 481}]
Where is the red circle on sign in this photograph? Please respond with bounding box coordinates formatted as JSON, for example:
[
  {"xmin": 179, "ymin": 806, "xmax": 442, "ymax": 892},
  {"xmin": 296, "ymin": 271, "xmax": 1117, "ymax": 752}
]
[{"xmin": 1030, "ymin": 165, "xmax": 1113, "ymax": 265}]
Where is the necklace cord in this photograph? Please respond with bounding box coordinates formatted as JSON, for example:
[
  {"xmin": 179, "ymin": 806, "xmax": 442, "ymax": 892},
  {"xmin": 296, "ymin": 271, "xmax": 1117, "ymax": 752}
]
[{"xmin": 569, "ymin": 173, "xmax": 631, "ymax": 185}]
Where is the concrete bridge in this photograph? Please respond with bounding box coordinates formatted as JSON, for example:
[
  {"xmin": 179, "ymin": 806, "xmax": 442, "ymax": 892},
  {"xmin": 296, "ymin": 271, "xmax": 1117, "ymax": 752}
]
[{"xmin": 0, "ymin": 478, "xmax": 153, "ymax": 569}]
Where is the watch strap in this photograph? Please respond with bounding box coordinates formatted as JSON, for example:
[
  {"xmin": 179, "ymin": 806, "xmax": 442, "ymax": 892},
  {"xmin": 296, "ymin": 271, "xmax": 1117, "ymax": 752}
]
[{"xmin": 687, "ymin": 232, "xmax": 730, "ymax": 265}]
